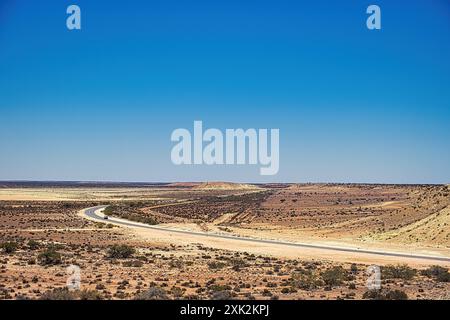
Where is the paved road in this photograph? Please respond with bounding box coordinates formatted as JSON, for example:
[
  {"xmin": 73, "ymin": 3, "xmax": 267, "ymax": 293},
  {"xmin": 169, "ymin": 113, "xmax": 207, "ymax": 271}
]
[{"xmin": 83, "ymin": 205, "xmax": 450, "ymax": 263}]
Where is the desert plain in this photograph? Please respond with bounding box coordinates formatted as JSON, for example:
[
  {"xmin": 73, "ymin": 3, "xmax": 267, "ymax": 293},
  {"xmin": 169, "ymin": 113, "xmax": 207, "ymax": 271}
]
[{"xmin": 0, "ymin": 181, "xmax": 449, "ymax": 300}]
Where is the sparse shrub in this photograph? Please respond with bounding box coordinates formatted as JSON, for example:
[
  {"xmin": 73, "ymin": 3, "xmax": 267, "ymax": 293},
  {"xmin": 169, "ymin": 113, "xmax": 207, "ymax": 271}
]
[
  {"xmin": 321, "ymin": 266, "xmax": 348, "ymax": 287},
  {"xmin": 382, "ymin": 264, "xmax": 416, "ymax": 280},
  {"xmin": 107, "ymin": 244, "xmax": 135, "ymax": 259},
  {"xmin": 134, "ymin": 286, "xmax": 168, "ymax": 300},
  {"xmin": 38, "ymin": 247, "xmax": 62, "ymax": 265},
  {"xmin": 281, "ymin": 287, "xmax": 297, "ymax": 294},
  {"xmin": 27, "ymin": 240, "xmax": 40, "ymax": 250},
  {"xmin": 363, "ymin": 289, "xmax": 408, "ymax": 300},
  {"xmin": 122, "ymin": 260, "xmax": 143, "ymax": 267},
  {"xmin": 104, "ymin": 205, "xmax": 158, "ymax": 225},
  {"xmin": 209, "ymin": 284, "xmax": 232, "ymax": 292},
  {"xmin": 0, "ymin": 241, "xmax": 19, "ymax": 254},
  {"xmin": 40, "ymin": 288, "xmax": 103, "ymax": 300},
  {"xmin": 78, "ymin": 289, "xmax": 103, "ymax": 300},
  {"xmin": 211, "ymin": 290, "xmax": 232, "ymax": 300},
  {"xmin": 40, "ymin": 288, "xmax": 77, "ymax": 300},
  {"xmin": 421, "ymin": 265, "xmax": 450, "ymax": 282},
  {"xmin": 289, "ymin": 271, "xmax": 323, "ymax": 290},
  {"xmin": 384, "ymin": 289, "xmax": 408, "ymax": 300},
  {"xmin": 437, "ymin": 272, "xmax": 450, "ymax": 282},
  {"xmin": 171, "ymin": 286, "xmax": 185, "ymax": 298},
  {"xmin": 103, "ymin": 206, "xmax": 114, "ymax": 215},
  {"xmin": 350, "ymin": 263, "xmax": 358, "ymax": 274},
  {"xmin": 169, "ymin": 259, "xmax": 184, "ymax": 268},
  {"xmin": 262, "ymin": 289, "xmax": 272, "ymax": 297},
  {"xmin": 208, "ymin": 261, "xmax": 226, "ymax": 270},
  {"xmin": 230, "ymin": 258, "xmax": 248, "ymax": 271}
]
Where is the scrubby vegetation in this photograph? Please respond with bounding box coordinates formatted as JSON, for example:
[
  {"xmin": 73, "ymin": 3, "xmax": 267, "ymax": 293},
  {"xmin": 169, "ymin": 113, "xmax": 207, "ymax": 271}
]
[
  {"xmin": 381, "ymin": 264, "xmax": 416, "ymax": 280},
  {"xmin": 151, "ymin": 191, "xmax": 272, "ymax": 222},
  {"xmin": 289, "ymin": 271, "xmax": 323, "ymax": 290},
  {"xmin": 0, "ymin": 241, "xmax": 19, "ymax": 254},
  {"xmin": 37, "ymin": 246, "xmax": 62, "ymax": 265},
  {"xmin": 134, "ymin": 286, "xmax": 168, "ymax": 300},
  {"xmin": 207, "ymin": 260, "xmax": 227, "ymax": 270},
  {"xmin": 104, "ymin": 205, "xmax": 158, "ymax": 225},
  {"xmin": 40, "ymin": 288, "xmax": 103, "ymax": 300},
  {"xmin": 107, "ymin": 244, "xmax": 135, "ymax": 259},
  {"xmin": 321, "ymin": 266, "xmax": 350, "ymax": 287},
  {"xmin": 421, "ymin": 266, "xmax": 450, "ymax": 282},
  {"xmin": 27, "ymin": 240, "xmax": 40, "ymax": 250},
  {"xmin": 363, "ymin": 289, "xmax": 408, "ymax": 300},
  {"xmin": 229, "ymin": 258, "xmax": 249, "ymax": 271}
]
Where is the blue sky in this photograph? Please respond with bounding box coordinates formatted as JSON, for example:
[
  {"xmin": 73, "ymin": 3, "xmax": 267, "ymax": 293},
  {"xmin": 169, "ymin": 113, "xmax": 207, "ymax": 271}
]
[{"xmin": 0, "ymin": 0, "xmax": 449, "ymax": 183}]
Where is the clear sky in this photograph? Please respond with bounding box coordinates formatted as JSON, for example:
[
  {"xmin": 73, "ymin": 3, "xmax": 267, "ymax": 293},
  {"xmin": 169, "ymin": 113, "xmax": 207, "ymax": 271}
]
[{"xmin": 0, "ymin": 0, "xmax": 449, "ymax": 183}]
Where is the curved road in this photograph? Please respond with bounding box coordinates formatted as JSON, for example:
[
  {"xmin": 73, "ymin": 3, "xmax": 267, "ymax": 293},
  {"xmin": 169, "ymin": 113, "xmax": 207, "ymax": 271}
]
[{"xmin": 83, "ymin": 205, "xmax": 450, "ymax": 263}]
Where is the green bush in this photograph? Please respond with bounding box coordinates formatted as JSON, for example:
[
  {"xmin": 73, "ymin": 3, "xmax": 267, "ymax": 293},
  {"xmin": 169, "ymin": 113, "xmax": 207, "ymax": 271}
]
[
  {"xmin": 78, "ymin": 289, "xmax": 103, "ymax": 300},
  {"xmin": 437, "ymin": 271, "xmax": 450, "ymax": 282},
  {"xmin": 103, "ymin": 206, "xmax": 114, "ymax": 215},
  {"xmin": 421, "ymin": 265, "xmax": 450, "ymax": 282},
  {"xmin": 363, "ymin": 289, "xmax": 408, "ymax": 300},
  {"xmin": 40, "ymin": 288, "xmax": 103, "ymax": 300},
  {"xmin": 107, "ymin": 244, "xmax": 135, "ymax": 259},
  {"xmin": 382, "ymin": 264, "xmax": 416, "ymax": 280},
  {"xmin": 104, "ymin": 205, "xmax": 158, "ymax": 225},
  {"xmin": 40, "ymin": 288, "xmax": 77, "ymax": 300},
  {"xmin": 1, "ymin": 241, "xmax": 19, "ymax": 254},
  {"xmin": 38, "ymin": 247, "xmax": 62, "ymax": 265},
  {"xmin": 321, "ymin": 266, "xmax": 348, "ymax": 287},
  {"xmin": 229, "ymin": 258, "xmax": 248, "ymax": 271},
  {"xmin": 289, "ymin": 271, "xmax": 323, "ymax": 290},
  {"xmin": 27, "ymin": 240, "xmax": 40, "ymax": 250}
]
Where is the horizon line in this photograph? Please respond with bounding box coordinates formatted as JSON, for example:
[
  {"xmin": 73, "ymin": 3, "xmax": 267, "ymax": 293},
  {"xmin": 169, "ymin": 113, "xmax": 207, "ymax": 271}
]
[{"xmin": 0, "ymin": 179, "xmax": 448, "ymax": 186}]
